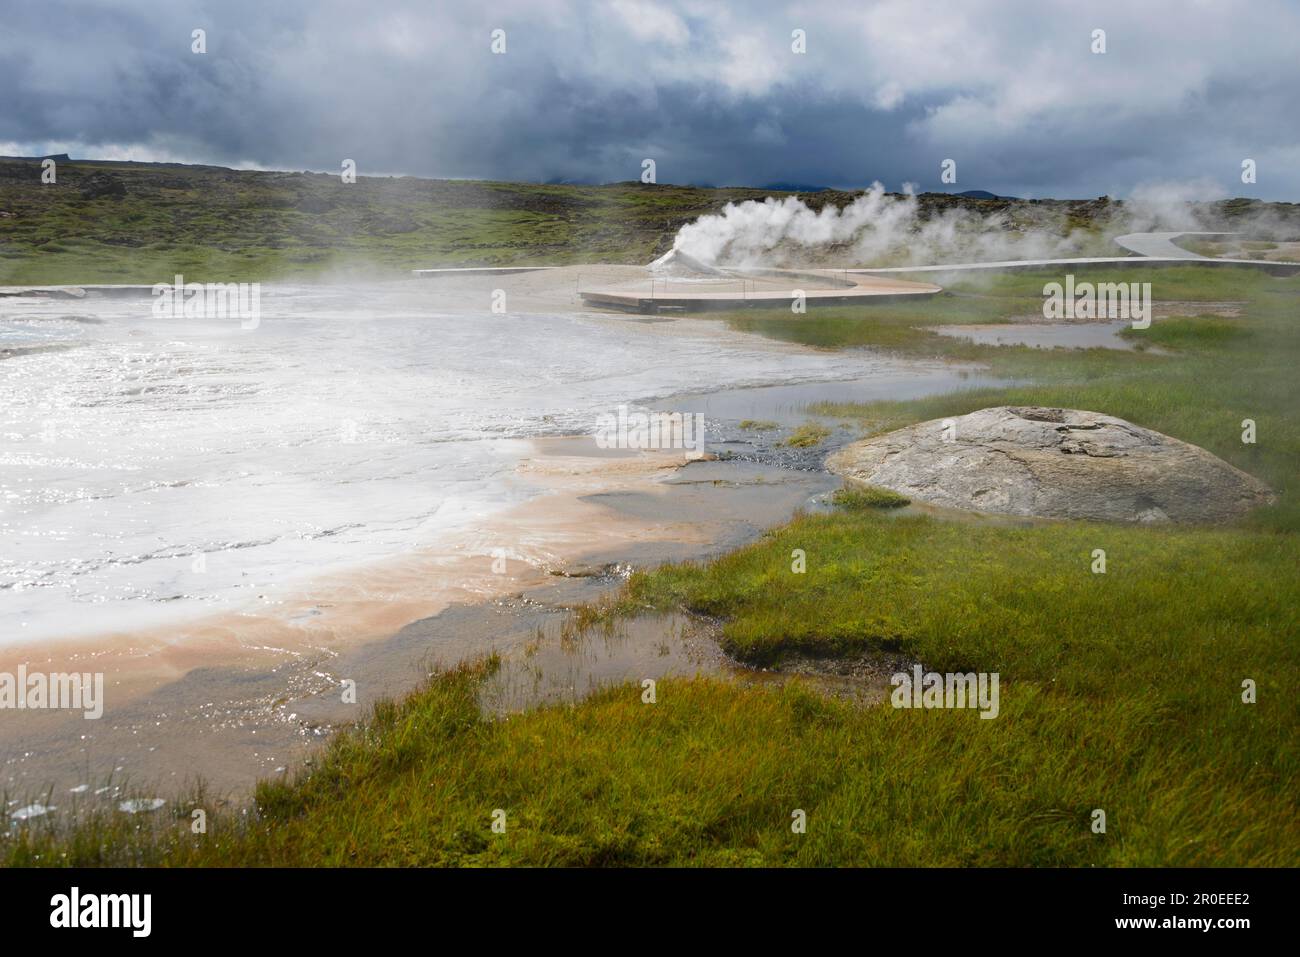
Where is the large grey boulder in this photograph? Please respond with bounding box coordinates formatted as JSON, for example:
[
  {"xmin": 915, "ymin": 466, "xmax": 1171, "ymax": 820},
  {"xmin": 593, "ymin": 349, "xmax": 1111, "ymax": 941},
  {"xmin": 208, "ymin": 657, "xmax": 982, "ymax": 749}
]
[{"xmin": 826, "ymin": 406, "xmax": 1273, "ymax": 523}]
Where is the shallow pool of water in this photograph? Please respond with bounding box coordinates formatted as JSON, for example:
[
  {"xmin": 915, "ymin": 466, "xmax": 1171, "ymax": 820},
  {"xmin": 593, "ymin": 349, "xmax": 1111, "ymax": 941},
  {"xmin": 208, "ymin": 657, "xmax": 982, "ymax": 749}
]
[{"xmin": 932, "ymin": 321, "xmax": 1151, "ymax": 351}]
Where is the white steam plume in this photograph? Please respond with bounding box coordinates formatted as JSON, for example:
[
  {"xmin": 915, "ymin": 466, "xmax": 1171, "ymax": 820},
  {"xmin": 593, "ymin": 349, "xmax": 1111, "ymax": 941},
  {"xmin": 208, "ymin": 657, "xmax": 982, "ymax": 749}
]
[
  {"xmin": 666, "ymin": 180, "xmax": 1300, "ymax": 269},
  {"xmin": 669, "ymin": 183, "xmax": 1095, "ymax": 268},
  {"xmin": 1124, "ymin": 178, "xmax": 1227, "ymax": 233}
]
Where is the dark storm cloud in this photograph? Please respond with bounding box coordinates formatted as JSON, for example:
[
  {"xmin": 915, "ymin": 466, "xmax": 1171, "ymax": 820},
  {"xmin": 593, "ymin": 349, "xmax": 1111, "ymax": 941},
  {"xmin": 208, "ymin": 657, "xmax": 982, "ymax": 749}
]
[{"xmin": 2, "ymin": 0, "xmax": 1297, "ymax": 199}]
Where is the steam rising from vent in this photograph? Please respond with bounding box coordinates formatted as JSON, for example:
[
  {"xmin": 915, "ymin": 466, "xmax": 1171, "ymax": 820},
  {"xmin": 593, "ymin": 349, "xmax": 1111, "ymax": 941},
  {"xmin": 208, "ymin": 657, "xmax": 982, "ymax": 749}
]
[
  {"xmin": 1124, "ymin": 178, "xmax": 1228, "ymax": 233},
  {"xmin": 648, "ymin": 247, "xmax": 728, "ymax": 276},
  {"xmin": 667, "ymin": 183, "xmax": 1094, "ymax": 268}
]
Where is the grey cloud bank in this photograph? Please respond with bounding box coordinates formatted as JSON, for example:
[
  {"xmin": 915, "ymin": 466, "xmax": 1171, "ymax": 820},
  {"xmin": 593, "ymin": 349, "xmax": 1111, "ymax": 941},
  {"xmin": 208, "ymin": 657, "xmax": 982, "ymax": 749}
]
[{"xmin": 2, "ymin": 0, "xmax": 1297, "ymax": 199}]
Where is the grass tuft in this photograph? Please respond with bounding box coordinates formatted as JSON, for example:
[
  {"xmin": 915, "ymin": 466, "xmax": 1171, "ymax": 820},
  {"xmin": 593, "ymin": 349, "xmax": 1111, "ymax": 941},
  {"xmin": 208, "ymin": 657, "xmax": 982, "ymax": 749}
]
[{"xmin": 831, "ymin": 484, "xmax": 911, "ymax": 509}]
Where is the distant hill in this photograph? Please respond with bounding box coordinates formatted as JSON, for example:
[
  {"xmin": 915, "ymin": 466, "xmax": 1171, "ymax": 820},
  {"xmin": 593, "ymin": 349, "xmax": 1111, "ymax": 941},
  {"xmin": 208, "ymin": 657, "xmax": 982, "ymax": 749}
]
[
  {"xmin": 955, "ymin": 189, "xmax": 1019, "ymax": 200},
  {"xmin": 1, "ymin": 157, "xmax": 1294, "ymax": 284},
  {"xmin": 762, "ymin": 182, "xmax": 831, "ymax": 193}
]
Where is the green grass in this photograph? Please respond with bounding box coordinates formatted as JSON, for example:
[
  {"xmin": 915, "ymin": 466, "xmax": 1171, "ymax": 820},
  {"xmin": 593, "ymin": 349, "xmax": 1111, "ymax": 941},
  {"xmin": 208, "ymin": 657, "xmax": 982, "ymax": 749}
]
[
  {"xmin": 738, "ymin": 419, "xmax": 779, "ymax": 431},
  {"xmin": 781, "ymin": 422, "xmax": 832, "ymax": 447},
  {"xmin": 1174, "ymin": 238, "xmax": 1227, "ymax": 258},
  {"xmin": 8, "ymin": 508, "xmax": 1294, "ymax": 867}
]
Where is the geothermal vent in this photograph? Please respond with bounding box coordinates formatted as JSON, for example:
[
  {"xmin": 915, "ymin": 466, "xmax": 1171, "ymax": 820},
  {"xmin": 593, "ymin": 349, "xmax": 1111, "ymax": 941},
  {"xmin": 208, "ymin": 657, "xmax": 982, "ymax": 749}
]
[{"xmin": 648, "ymin": 248, "xmax": 728, "ymax": 277}]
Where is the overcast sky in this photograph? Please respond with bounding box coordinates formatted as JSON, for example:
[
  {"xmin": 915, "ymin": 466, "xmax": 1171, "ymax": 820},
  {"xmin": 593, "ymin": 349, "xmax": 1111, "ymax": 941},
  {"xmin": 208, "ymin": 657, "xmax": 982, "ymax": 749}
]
[{"xmin": 3, "ymin": 0, "xmax": 1298, "ymax": 199}]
